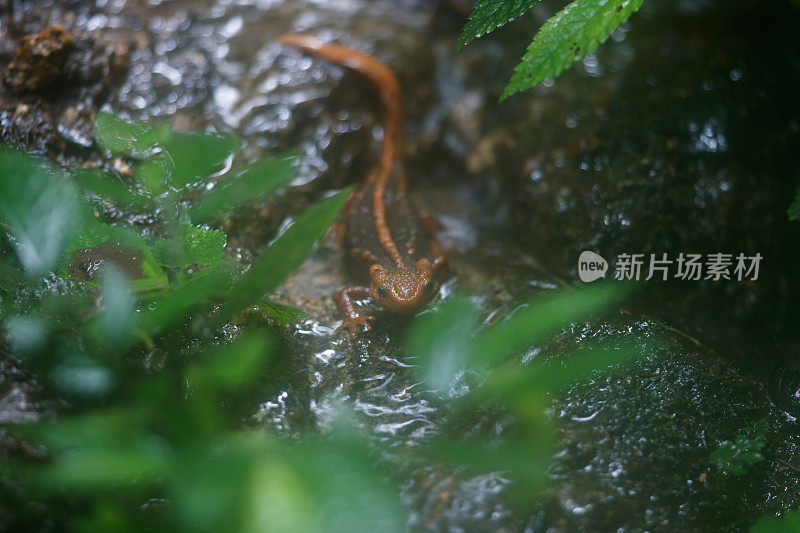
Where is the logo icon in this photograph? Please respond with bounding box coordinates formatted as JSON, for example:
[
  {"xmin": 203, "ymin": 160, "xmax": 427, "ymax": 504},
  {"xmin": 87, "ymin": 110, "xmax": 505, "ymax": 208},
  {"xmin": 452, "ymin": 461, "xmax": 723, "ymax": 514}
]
[{"xmin": 578, "ymin": 251, "xmax": 608, "ymax": 283}]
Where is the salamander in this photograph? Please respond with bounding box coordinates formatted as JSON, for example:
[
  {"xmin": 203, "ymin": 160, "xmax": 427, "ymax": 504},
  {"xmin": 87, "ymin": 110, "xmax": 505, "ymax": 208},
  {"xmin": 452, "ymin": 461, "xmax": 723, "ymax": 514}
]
[{"xmin": 279, "ymin": 34, "xmax": 447, "ymax": 335}]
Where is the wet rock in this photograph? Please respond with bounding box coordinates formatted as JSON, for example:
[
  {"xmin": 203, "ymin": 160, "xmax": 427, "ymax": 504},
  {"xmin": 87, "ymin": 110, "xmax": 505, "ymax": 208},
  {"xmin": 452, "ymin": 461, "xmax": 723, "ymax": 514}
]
[
  {"xmin": 0, "ymin": 347, "xmax": 48, "ymax": 533},
  {"xmin": 407, "ymin": 469, "xmax": 516, "ymax": 532},
  {"xmin": 536, "ymin": 317, "xmax": 799, "ymax": 531},
  {"xmin": 768, "ymin": 360, "xmax": 800, "ymax": 420},
  {"xmin": 0, "ymin": 351, "xmax": 41, "ymax": 425},
  {"xmin": 393, "ymin": 314, "xmax": 800, "ymax": 532},
  {"xmin": 5, "ymin": 24, "xmax": 74, "ymax": 93},
  {"xmin": 67, "ymin": 241, "xmax": 146, "ymax": 282},
  {"xmin": 0, "ymin": 101, "xmax": 58, "ymax": 153},
  {"xmin": 0, "ymin": 5, "xmax": 131, "ymax": 155}
]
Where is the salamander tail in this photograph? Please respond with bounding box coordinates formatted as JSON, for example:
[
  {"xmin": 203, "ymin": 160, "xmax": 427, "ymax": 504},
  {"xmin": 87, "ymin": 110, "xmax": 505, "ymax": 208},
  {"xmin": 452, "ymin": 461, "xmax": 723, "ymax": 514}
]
[{"xmin": 278, "ymin": 33, "xmax": 404, "ymax": 174}]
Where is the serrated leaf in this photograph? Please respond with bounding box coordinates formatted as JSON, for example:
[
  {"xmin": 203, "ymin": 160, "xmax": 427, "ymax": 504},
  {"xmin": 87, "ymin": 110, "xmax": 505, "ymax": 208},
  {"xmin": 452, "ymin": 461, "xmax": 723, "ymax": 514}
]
[
  {"xmin": 150, "ymin": 237, "xmax": 185, "ymax": 269},
  {"xmin": 0, "ymin": 146, "xmax": 80, "ymax": 276},
  {"xmin": 456, "ymin": 0, "xmax": 542, "ymax": 50},
  {"xmin": 152, "ymin": 210, "xmax": 227, "ymax": 268},
  {"xmin": 502, "ymin": 0, "xmax": 645, "ymax": 100},
  {"xmin": 162, "ymin": 226, "xmax": 226, "ymax": 267},
  {"xmin": 94, "ymin": 111, "xmax": 171, "ymax": 157},
  {"xmin": 183, "ymin": 225, "xmax": 226, "ymax": 266},
  {"xmin": 163, "ymin": 132, "xmax": 238, "ymax": 188},
  {"xmin": 191, "ymin": 155, "xmax": 297, "ymax": 223}
]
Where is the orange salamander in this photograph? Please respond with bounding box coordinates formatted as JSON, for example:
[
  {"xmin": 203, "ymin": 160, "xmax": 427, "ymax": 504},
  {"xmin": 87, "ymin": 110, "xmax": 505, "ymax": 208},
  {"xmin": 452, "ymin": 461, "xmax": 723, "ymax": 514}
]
[{"xmin": 279, "ymin": 34, "xmax": 447, "ymax": 334}]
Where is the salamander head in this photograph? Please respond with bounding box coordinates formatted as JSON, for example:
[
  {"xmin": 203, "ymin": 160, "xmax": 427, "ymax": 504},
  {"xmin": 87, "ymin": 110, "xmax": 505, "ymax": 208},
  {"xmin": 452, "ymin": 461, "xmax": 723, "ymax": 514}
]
[{"xmin": 369, "ymin": 258, "xmax": 439, "ymax": 314}]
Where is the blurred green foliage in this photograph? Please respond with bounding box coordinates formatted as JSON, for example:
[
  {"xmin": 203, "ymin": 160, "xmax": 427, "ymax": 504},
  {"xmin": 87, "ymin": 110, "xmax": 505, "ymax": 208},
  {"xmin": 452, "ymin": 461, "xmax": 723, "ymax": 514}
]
[
  {"xmin": 457, "ymin": 0, "xmax": 646, "ymax": 99},
  {"xmin": 788, "ymin": 195, "xmax": 800, "ymax": 221},
  {"xmin": 753, "ymin": 511, "xmax": 800, "ymax": 532},
  {"xmin": 711, "ymin": 421, "xmax": 767, "ymax": 477},
  {"xmin": 407, "ymin": 284, "xmax": 634, "ymax": 504},
  {"xmin": 0, "ymin": 112, "xmax": 635, "ymax": 529}
]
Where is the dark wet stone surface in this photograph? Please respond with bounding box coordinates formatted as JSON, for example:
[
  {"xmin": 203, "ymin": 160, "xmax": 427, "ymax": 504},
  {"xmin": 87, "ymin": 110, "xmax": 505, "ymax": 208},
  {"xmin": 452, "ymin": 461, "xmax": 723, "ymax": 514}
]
[
  {"xmin": 0, "ymin": 1, "xmax": 131, "ymax": 156},
  {"xmin": 0, "ymin": 347, "xmax": 49, "ymax": 530},
  {"xmin": 5, "ymin": 24, "xmax": 75, "ymax": 93},
  {"xmin": 67, "ymin": 241, "xmax": 146, "ymax": 282},
  {"xmin": 2, "ymin": 0, "xmax": 800, "ymax": 530},
  {"xmin": 538, "ymin": 317, "xmax": 799, "ymax": 532},
  {"xmin": 482, "ymin": 0, "xmax": 800, "ymax": 373}
]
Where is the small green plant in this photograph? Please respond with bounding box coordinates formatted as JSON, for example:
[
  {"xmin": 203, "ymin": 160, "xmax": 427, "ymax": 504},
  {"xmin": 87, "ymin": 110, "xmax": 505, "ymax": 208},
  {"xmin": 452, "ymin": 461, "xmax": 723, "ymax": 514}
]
[
  {"xmin": 711, "ymin": 423, "xmax": 767, "ymax": 477},
  {"xmin": 457, "ymin": 0, "xmax": 646, "ymax": 100},
  {"xmin": 3, "ymin": 111, "xmax": 321, "ymax": 311}
]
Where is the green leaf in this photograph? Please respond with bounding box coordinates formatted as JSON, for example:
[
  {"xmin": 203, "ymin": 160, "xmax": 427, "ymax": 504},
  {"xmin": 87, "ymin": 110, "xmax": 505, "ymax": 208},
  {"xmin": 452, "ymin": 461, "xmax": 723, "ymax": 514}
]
[
  {"xmin": 0, "ymin": 146, "xmax": 80, "ymax": 276},
  {"xmin": 66, "ymin": 219, "xmax": 169, "ymax": 293},
  {"xmin": 49, "ymin": 353, "xmax": 115, "ymax": 398},
  {"xmin": 153, "ymin": 227, "xmax": 226, "ymax": 269},
  {"xmin": 183, "ymin": 226, "xmax": 226, "ymax": 266},
  {"xmin": 244, "ymin": 422, "xmax": 405, "ymax": 533},
  {"xmin": 456, "ymin": 0, "xmax": 542, "ymax": 50},
  {"xmin": 150, "ymin": 237, "xmax": 184, "ymax": 269},
  {"xmin": 163, "ymin": 132, "xmax": 239, "ymax": 188},
  {"xmin": 135, "ymin": 268, "xmax": 234, "ymax": 339},
  {"xmin": 502, "ymin": 0, "xmax": 646, "ymax": 100},
  {"xmin": 253, "ymin": 300, "xmax": 311, "ymax": 325},
  {"xmin": 70, "ymin": 168, "xmax": 151, "ymax": 208},
  {"xmin": 430, "ymin": 416, "xmax": 553, "ymax": 500},
  {"xmin": 216, "ymin": 189, "xmax": 352, "ymax": 325},
  {"xmin": 135, "ymin": 150, "xmax": 174, "ymax": 194},
  {"xmin": 480, "ymin": 342, "xmax": 639, "ymax": 400},
  {"xmin": 187, "ymin": 333, "xmax": 273, "ymax": 391},
  {"xmin": 711, "ymin": 433, "xmax": 765, "ymax": 476},
  {"xmin": 97, "ymin": 266, "xmax": 136, "ymax": 346},
  {"xmin": 4, "ymin": 315, "xmax": 49, "ymax": 356},
  {"xmin": 152, "ymin": 209, "xmax": 227, "ymax": 268},
  {"xmin": 470, "ymin": 283, "xmax": 625, "ymax": 367},
  {"xmin": 406, "ymin": 297, "xmax": 481, "ymax": 393},
  {"xmin": 191, "ymin": 155, "xmax": 297, "ymax": 223},
  {"xmin": 37, "ymin": 418, "xmax": 171, "ymax": 489},
  {"xmin": 788, "ymin": 195, "xmax": 800, "ymax": 221},
  {"xmin": 753, "ymin": 512, "xmax": 800, "ymax": 533},
  {"xmin": 94, "ymin": 111, "xmax": 171, "ymax": 157}
]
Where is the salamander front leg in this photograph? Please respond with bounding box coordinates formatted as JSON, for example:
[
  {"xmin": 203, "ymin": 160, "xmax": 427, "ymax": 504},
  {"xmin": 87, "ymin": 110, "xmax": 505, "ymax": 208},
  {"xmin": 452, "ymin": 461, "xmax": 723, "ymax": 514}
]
[
  {"xmin": 335, "ymin": 286, "xmax": 375, "ymax": 335},
  {"xmin": 431, "ymin": 248, "xmax": 449, "ymax": 281}
]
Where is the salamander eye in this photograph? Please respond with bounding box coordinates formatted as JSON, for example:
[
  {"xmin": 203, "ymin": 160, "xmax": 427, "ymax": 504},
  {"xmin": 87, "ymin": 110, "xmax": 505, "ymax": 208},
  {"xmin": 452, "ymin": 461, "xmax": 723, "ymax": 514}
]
[
  {"xmin": 424, "ymin": 281, "xmax": 436, "ymax": 295},
  {"xmin": 377, "ymin": 285, "xmax": 388, "ymax": 299}
]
